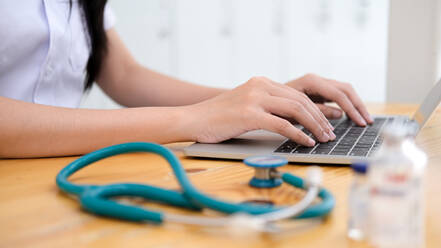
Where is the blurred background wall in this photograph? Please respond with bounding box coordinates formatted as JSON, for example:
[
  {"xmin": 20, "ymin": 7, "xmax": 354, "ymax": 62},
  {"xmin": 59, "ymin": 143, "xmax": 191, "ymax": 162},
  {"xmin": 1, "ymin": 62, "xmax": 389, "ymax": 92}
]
[{"xmin": 81, "ymin": 0, "xmax": 441, "ymax": 109}]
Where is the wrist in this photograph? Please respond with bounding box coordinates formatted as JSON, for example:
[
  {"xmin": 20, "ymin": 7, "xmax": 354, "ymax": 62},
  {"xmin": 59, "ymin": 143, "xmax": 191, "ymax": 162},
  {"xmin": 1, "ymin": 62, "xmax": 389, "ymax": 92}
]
[{"xmin": 166, "ymin": 105, "xmax": 200, "ymax": 143}]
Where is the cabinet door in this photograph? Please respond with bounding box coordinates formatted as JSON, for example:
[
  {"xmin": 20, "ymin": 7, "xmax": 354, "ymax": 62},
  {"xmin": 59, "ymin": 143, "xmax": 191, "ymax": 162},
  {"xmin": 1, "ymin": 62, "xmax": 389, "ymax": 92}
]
[
  {"xmin": 287, "ymin": 0, "xmax": 389, "ymax": 102},
  {"xmin": 81, "ymin": 0, "xmax": 176, "ymax": 109},
  {"xmin": 110, "ymin": 0, "xmax": 175, "ymax": 74},
  {"xmin": 174, "ymin": 0, "xmax": 233, "ymax": 88},
  {"xmin": 232, "ymin": 0, "xmax": 286, "ymax": 85}
]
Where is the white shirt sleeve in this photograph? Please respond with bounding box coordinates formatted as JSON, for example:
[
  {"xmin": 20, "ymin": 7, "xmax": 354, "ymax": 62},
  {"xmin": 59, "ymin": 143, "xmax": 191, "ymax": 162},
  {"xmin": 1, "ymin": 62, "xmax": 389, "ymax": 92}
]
[{"xmin": 104, "ymin": 4, "xmax": 116, "ymax": 30}]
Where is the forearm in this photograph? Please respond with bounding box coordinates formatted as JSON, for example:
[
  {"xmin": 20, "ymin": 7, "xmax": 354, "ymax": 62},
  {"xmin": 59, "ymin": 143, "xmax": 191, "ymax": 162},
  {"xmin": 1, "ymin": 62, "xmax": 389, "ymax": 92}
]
[
  {"xmin": 97, "ymin": 29, "xmax": 226, "ymax": 107},
  {"xmin": 0, "ymin": 97, "xmax": 194, "ymax": 158},
  {"xmin": 99, "ymin": 64, "xmax": 226, "ymax": 107}
]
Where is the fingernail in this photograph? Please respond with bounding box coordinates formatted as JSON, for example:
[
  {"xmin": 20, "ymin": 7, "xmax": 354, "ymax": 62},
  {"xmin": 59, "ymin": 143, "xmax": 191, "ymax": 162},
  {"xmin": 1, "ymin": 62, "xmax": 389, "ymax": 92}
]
[
  {"xmin": 368, "ymin": 115, "xmax": 374, "ymax": 123},
  {"xmin": 325, "ymin": 120, "xmax": 334, "ymax": 131},
  {"xmin": 332, "ymin": 110, "xmax": 342, "ymax": 119},
  {"xmin": 360, "ymin": 118, "xmax": 367, "ymax": 126},
  {"xmin": 307, "ymin": 137, "xmax": 316, "ymax": 146},
  {"xmin": 322, "ymin": 131, "xmax": 330, "ymax": 142},
  {"xmin": 328, "ymin": 123, "xmax": 335, "ymax": 131},
  {"xmin": 329, "ymin": 130, "xmax": 336, "ymax": 140}
]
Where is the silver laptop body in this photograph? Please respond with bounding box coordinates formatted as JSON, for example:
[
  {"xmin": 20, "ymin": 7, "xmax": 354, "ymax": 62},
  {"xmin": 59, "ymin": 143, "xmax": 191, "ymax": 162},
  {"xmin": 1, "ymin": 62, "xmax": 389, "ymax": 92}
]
[{"xmin": 184, "ymin": 79, "xmax": 441, "ymax": 165}]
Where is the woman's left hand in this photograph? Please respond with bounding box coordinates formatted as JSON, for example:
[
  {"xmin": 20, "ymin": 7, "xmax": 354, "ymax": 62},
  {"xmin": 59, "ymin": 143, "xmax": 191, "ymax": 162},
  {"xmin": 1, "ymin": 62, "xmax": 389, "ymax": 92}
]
[{"xmin": 286, "ymin": 74, "xmax": 373, "ymax": 126}]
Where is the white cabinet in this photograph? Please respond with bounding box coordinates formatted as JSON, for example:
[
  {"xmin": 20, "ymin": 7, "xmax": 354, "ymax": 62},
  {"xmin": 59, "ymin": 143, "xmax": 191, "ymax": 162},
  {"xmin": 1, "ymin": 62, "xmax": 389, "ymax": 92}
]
[
  {"xmin": 174, "ymin": 0, "xmax": 233, "ymax": 87},
  {"xmin": 286, "ymin": 0, "xmax": 389, "ymax": 102},
  {"xmin": 231, "ymin": 0, "xmax": 286, "ymax": 85},
  {"xmin": 81, "ymin": 0, "xmax": 390, "ymax": 109},
  {"xmin": 109, "ymin": 0, "xmax": 176, "ymax": 74},
  {"xmin": 81, "ymin": 0, "xmax": 177, "ymax": 109}
]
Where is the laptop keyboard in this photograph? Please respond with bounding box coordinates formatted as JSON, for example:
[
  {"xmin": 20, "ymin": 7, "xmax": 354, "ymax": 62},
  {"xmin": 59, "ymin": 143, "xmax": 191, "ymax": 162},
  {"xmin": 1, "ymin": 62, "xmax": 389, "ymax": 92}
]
[{"xmin": 274, "ymin": 117, "xmax": 394, "ymax": 157}]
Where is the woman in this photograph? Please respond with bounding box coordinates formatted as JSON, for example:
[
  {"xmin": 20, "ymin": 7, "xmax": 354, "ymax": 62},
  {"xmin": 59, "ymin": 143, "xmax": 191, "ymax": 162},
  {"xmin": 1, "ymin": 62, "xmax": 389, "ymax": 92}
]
[{"xmin": 0, "ymin": 1, "xmax": 372, "ymax": 158}]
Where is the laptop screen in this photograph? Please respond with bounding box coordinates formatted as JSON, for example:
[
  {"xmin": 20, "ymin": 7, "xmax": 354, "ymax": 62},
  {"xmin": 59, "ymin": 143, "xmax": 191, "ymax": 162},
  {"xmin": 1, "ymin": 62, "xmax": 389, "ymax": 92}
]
[{"xmin": 412, "ymin": 78, "xmax": 441, "ymax": 129}]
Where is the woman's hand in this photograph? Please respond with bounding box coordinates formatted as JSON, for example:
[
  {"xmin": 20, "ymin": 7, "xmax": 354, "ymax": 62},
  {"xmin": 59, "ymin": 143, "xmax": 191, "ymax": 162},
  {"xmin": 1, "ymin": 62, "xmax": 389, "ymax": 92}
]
[
  {"xmin": 286, "ymin": 74, "xmax": 373, "ymax": 126},
  {"xmin": 185, "ymin": 76, "xmax": 337, "ymax": 147}
]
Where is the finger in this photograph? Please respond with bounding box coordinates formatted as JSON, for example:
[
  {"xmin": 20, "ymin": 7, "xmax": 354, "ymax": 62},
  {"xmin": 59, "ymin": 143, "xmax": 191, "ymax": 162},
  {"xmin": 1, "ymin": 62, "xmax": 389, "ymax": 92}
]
[
  {"xmin": 277, "ymin": 81, "xmax": 335, "ymax": 131},
  {"xmin": 316, "ymin": 104, "xmax": 343, "ymax": 119},
  {"xmin": 260, "ymin": 113, "xmax": 316, "ymax": 147},
  {"xmin": 294, "ymin": 75, "xmax": 368, "ymax": 126},
  {"xmin": 303, "ymin": 94, "xmax": 336, "ymax": 132},
  {"xmin": 333, "ymin": 82, "xmax": 373, "ymax": 124},
  {"xmin": 265, "ymin": 80, "xmax": 335, "ymax": 135},
  {"xmin": 329, "ymin": 88, "xmax": 367, "ymax": 126},
  {"xmin": 264, "ymin": 96, "xmax": 331, "ymax": 143},
  {"xmin": 312, "ymin": 82, "xmax": 367, "ymax": 126}
]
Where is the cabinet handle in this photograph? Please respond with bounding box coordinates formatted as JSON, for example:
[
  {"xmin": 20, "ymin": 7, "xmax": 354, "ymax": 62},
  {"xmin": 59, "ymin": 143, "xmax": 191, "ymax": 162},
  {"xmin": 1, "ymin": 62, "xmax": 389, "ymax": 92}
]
[{"xmin": 220, "ymin": 0, "xmax": 233, "ymax": 37}]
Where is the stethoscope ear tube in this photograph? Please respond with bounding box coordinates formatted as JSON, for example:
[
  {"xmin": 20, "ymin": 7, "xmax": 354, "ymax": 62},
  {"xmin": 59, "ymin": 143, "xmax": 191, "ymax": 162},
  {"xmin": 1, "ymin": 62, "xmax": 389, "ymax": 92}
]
[
  {"xmin": 281, "ymin": 173, "xmax": 335, "ymax": 219},
  {"xmin": 80, "ymin": 187, "xmax": 164, "ymax": 223},
  {"xmin": 56, "ymin": 142, "xmax": 335, "ymax": 225},
  {"xmin": 79, "ymin": 183, "xmax": 202, "ymax": 223}
]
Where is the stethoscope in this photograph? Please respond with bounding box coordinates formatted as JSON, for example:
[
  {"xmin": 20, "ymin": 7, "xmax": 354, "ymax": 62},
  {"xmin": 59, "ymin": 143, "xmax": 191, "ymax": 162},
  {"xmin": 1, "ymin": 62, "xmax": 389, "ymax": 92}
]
[{"xmin": 56, "ymin": 142, "xmax": 335, "ymax": 233}]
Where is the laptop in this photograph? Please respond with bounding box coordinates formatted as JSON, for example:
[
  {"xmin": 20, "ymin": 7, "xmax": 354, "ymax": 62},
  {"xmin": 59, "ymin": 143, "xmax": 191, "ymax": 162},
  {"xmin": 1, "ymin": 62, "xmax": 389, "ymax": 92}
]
[{"xmin": 184, "ymin": 78, "xmax": 441, "ymax": 164}]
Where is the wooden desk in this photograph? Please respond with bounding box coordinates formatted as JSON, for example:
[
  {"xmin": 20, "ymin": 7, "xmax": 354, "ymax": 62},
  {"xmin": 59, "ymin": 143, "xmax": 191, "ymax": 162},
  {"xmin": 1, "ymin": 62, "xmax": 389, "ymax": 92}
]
[{"xmin": 1, "ymin": 104, "xmax": 440, "ymax": 248}]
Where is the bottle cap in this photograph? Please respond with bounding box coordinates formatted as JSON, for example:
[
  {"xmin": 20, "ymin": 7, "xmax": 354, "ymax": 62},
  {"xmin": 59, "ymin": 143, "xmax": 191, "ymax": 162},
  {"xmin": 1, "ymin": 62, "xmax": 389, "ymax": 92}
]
[{"xmin": 351, "ymin": 162, "xmax": 368, "ymax": 174}]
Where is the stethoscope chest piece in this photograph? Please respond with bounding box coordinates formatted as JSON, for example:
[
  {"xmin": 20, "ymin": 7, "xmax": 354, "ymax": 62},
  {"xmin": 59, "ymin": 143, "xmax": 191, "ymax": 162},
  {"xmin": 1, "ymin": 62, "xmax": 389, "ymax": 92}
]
[{"xmin": 244, "ymin": 155, "xmax": 288, "ymax": 188}]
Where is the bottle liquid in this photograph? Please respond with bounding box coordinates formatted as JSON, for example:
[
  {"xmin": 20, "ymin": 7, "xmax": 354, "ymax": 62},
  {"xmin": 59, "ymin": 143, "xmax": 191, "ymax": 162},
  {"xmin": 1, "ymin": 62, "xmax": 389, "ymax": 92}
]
[
  {"xmin": 367, "ymin": 123, "xmax": 427, "ymax": 248},
  {"xmin": 347, "ymin": 162, "xmax": 369, "ymax": 241}
]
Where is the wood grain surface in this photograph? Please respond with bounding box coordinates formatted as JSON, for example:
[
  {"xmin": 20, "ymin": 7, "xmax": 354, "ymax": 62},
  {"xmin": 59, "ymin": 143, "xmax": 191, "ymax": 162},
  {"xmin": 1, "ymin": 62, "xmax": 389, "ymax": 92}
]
[{"xmin": 1, "ymin": 104, "xmax": 440, "ymax": 248}]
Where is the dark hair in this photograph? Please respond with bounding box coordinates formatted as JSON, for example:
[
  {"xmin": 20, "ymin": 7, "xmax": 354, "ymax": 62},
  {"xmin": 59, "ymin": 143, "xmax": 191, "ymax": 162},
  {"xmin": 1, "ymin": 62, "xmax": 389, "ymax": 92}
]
[{"xmin": 72, "ymin": 0, "xmax": 109, "ymax": 90}]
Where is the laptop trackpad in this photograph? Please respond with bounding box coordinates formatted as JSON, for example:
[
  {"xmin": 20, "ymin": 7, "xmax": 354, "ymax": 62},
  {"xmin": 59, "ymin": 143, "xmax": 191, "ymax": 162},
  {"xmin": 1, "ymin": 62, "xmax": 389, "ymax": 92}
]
[
  {"xmin": 235, "ymin": 129, "xmax": 286, "ymax": 141},
  {"xmin": 184, "ymin": 130, "xmax": 287, "ymax": 158}
]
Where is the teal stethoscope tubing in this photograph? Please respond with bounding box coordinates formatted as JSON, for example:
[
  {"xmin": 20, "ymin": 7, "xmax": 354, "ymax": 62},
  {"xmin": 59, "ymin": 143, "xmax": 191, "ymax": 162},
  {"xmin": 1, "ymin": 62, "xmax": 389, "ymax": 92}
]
[{"xmin": 56, "ymin": 142, "xmax": 335, "ymax": 224}]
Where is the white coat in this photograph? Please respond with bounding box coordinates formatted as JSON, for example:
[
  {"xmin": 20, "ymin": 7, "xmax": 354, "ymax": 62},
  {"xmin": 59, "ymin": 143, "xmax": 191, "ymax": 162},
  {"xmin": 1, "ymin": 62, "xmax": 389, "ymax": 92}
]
[{"xmin": 0, "ymin": 0, "xmax": 115, "ymax": 107}]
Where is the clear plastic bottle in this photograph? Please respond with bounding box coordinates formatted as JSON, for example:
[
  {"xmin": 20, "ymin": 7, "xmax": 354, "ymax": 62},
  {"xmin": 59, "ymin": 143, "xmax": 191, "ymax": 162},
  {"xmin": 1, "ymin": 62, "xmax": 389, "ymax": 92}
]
[
  {"xmin": 367, "ymin": 123, "xmax": 427, "ymax": 248},
  {"xmin": 348, "ymin": 162, "xmax": 369, "ymax": 241}
]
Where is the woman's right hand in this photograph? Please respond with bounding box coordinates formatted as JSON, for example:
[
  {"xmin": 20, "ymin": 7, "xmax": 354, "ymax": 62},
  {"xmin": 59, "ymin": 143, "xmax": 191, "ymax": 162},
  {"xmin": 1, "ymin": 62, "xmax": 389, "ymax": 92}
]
[{"xmin": 184, "ymin": 76, "xmax": 337, "ymax": 147}]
